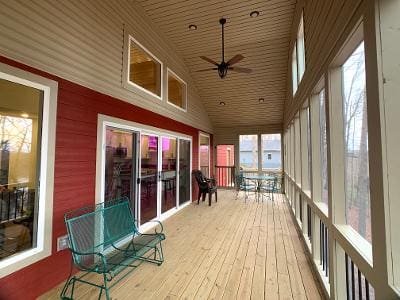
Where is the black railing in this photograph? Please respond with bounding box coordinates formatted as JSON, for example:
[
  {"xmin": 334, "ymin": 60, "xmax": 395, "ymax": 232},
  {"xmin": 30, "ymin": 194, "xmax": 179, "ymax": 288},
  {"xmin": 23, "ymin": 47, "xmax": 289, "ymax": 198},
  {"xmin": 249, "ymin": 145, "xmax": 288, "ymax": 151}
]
[
  {"xmin": 299, "ymin": 194, "xmax": 303, "ymax": 223},
  {"xmin": 320, "ymin": 220, "xmax": 329, "ymax": 278},
  {"xmin": 345, "ymin": 253, "xmax": 375, "ymax": 300},
  {"xmin": 215, "ymin": 166, "xmax": 236, "ymax": 188},
  {"xmin": 0, "ymin": 185, "xmax": 34, "ymax": 224},
  {"xmin": 307, "ymin": 204, "xmax": 312, "ymax": 243}
]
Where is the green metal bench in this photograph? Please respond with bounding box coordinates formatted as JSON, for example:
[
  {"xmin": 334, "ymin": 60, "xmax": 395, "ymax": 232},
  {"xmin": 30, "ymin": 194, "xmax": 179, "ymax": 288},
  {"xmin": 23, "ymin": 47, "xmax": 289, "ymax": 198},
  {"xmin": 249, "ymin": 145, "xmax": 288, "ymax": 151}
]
[{"xmin": 60, "ymin": 197, "xmax": 165, "ymax": 300}]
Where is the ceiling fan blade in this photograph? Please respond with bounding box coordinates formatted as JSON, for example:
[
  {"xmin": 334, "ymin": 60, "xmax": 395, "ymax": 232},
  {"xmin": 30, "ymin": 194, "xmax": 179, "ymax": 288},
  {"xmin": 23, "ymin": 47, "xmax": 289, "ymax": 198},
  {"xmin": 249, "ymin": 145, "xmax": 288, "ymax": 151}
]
[
  {"xmin": 229, "ymin": 66, "xmax": 253, "ymax": 73},
  {"xmin": 227, "ymin": 54, "xmax": 245, "ymax": 66},
  {"xmin": 199, "ymin": 56, "xmax": 218, "ymax": 65},
  {"xmin": 196, "ymin": 68, "xmax": 218, "ymax": 72}
]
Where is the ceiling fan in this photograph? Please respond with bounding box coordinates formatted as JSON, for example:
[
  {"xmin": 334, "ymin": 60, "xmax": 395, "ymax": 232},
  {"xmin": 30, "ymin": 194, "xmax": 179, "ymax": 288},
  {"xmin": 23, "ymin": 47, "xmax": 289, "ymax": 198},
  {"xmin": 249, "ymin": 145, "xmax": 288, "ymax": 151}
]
[{"xmin": 196, "ymin": 18, "xmax": 252, "ymax": 79}]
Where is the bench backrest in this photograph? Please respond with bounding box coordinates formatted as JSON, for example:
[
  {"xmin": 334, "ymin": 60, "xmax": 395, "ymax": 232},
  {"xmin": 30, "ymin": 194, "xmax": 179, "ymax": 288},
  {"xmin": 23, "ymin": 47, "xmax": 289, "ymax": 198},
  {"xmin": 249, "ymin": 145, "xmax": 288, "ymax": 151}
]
[{"xmin": 64, "ymin": 198, "xmax": 138, "ymax": 257}]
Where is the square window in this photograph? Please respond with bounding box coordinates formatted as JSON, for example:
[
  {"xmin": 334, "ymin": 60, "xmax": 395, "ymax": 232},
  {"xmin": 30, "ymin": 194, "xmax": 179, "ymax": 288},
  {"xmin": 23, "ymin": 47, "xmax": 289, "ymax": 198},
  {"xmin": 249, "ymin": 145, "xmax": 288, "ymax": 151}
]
[
  {"xmin": 167, "ymin": 69, "xmax": 187, "ymax": 111},
  {"xmin": 128, "ymin": 37, "xmax": 162, "ymax": 98}
]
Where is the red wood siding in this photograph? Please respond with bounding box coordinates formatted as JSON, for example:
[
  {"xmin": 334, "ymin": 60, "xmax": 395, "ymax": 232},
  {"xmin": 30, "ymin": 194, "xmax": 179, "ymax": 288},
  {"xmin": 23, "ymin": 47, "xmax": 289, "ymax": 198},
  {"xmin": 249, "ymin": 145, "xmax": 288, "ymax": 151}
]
[{"xmin": 0, "ymin": 56, "xmax": 212, "ymax": 300}]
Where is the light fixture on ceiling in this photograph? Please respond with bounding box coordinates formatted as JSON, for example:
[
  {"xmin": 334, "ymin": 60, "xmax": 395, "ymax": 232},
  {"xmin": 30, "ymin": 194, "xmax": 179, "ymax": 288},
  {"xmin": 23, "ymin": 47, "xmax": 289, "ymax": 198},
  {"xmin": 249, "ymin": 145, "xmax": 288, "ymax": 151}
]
[
  {"xmin": 219, "ymin": 101, "xmax": 226, "ymax": 106},
  {"xmin": 189, "ymin": 24, "xmax": 197, "ymax": 30},
  {"xmin": 250, "ymin": 11, "xmax": 260, "ymax": 18},
  {"xmin": 21, "ymin": 113, "xmax": 29, "ymax": 118},
  {"xmin": 258, "ymin": 98, "xmax": 265, "ymax": 104}
]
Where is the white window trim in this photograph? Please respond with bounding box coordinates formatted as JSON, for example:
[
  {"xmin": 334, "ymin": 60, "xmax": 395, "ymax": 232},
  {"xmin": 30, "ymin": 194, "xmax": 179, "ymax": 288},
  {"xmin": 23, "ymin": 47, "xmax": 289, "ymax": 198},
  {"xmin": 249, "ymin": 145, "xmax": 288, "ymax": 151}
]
[
  {"xmin": 95, "ymin": 114, "xmax": 192, "ymax": 233},
  {"xmin": 198, "ymin": 132, "xmax": 211, "ymax": 177},
  {"xmin": 123, "ymin": 34, "xmax": 163, "ymax": 101},
  {"xmin": 166, "ymin": 68, "xmax": 187, "ymax": 112},
  {"xmin": 0, "ymin": 62, "xmax": 57, "ymax": 278}
]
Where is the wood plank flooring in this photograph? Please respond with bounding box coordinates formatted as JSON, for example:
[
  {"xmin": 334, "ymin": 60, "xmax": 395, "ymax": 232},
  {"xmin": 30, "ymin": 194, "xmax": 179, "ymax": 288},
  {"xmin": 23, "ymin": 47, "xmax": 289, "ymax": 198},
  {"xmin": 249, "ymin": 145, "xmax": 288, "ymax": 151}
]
[{"xmin": 39, "ymin": 190, "xmax": 324, "ymax": 300}]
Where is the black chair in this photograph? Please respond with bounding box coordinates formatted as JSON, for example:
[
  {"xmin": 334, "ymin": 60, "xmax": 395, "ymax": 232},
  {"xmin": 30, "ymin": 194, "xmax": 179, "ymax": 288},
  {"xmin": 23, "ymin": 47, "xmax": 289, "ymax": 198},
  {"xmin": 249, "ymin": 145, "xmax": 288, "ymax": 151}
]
[{"xmin": 192, "ymin": 170, "xmax": 217, "ymax": 206}]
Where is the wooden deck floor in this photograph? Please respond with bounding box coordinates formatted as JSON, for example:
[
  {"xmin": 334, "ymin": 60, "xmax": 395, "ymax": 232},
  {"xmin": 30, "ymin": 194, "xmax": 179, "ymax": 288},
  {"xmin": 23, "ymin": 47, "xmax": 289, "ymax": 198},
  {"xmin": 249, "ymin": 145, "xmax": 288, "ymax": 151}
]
[{"xmin": 40, "ymin": 190, "xmax": 324, "ymax": 300}]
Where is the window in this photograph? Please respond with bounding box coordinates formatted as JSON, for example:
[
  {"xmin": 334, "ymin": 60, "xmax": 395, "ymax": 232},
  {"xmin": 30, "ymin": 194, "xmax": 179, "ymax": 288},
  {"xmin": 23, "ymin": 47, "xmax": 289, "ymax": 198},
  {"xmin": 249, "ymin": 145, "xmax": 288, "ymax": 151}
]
[
  {"xmin": 239, "ymin": 135, "xmax": 258, "ymax": 171},
  {"xmin": 319, "ymin": 89, "xmax": 329, "ymax": 206},
  {"xmin": 342, "ymin": 42, "xmax": 371, "ymax": 243},
  {"xmin": 128, "ymin": 36, "xmax": 162, "ymax": 98},
  {"xmin": 0, "ymin": 63, "xmax": 56, "ymax": 277},
  {"xmin": 297, "ymin": 14, "xmax": 306, "ymax": 81},
  {"xmin": 167, "ymin": 69, "xmax": 187, "ymax": 111},
  {"xmin": 292, "ymin": 13, "xmax": 306, "ymax": 95},
  {"xmin": 292, "ymin": 43, "xmax": 298, "ymax": 95},
  {"xmin": 300, "ymin": 106, "xmax": 311, "ymax": 192},
  {"xmin": 294, "ymin": 116, "xmax": 301, "ymax": 183},
  {"xmin": 261, "ymin": 134, "xmax": 281, "ymax": 171},
  {"xmin": 199, "ymin": 133, "xmax": 210, "ymax": 176}
]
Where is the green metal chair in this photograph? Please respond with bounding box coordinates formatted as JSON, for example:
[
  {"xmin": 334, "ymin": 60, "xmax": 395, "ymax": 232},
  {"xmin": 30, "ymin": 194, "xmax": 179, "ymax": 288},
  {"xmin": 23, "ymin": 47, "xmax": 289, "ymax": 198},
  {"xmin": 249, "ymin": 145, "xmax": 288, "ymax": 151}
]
[
  {"xmin": 60, "ymin": 197, "xmax": 165, "ymax": 300},
  {"xmin": 259, "ymin": 176, "xmax": 277, "ymax": 201},
  {"xmin": 236, "ymin": 173, "xmax": 257, "ymax": 201}
]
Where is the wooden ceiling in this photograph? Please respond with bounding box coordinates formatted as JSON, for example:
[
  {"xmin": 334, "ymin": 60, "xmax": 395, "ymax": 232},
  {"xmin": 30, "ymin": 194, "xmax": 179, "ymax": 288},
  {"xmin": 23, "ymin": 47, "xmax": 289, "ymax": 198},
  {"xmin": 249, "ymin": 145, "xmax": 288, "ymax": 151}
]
[{"xmin": 135, "ymin": 0, "xmax": 296, "ymax": 128}]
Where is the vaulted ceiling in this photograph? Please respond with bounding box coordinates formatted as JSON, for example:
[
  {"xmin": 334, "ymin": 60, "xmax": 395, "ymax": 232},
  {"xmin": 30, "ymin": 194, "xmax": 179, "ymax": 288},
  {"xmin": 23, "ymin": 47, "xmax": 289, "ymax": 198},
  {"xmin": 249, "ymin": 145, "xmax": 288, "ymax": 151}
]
[{"xmin": 135, "ymin": 0, "xmax": 296, "ymax": 129}]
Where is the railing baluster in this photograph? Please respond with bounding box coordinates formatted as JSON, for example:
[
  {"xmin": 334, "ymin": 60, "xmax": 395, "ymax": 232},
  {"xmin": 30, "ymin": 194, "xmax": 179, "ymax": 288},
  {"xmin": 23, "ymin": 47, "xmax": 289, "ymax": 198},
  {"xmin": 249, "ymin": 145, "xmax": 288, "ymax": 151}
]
[
  {"xmin": 351, "ymin": 260, "xmax": 355, "ymax": 300},
  {"xmin": 346, "ymin": 254, "xmax": 350, "ymax": 300},
  {"xmin": 358, "ymin": 269, "xmax": 362, "ymax": 300},
  {"xmin": 365, "ymin": 277, "xmax": 370, "ymax": 300},
  {"xmin": 325, "ymin": 225, "xmax": 329, "ymax": 277},
  {"xmin": 7, "ymin": 191, "xmax": 11, "ymax": 221}
]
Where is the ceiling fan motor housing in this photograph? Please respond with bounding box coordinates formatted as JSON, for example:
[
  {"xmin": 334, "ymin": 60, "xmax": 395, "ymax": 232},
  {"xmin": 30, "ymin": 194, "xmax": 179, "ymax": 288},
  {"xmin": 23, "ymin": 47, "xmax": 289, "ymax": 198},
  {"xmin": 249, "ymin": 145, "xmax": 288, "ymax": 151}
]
[{"xmin": 218, "ymin": 62, "xmax": 228, "ymax": 78}]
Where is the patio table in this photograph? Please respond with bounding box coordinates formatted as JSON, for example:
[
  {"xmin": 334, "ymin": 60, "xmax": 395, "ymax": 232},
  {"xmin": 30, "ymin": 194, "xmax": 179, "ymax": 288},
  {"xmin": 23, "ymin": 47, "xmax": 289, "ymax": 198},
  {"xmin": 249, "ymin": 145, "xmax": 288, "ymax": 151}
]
[{"xmin": 243, "ymin": 174, "xmax": 275, "ymax": 202}]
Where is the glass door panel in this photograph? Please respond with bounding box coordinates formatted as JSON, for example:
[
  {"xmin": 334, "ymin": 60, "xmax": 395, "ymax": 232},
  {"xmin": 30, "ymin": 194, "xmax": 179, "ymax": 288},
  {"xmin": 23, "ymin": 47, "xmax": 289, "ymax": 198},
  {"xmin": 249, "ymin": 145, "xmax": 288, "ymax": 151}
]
[
  {"xmin": 161, "ymin": 137, "xmax": 177, "ymax": 213},
  {"xmin": 105, "ymin": 127, "xmax": 137, "ymax": 210},
  {"xmin": 179, "ymin": 139, "xmax": 191, "ymax": 205},
  {"xmin": 140, "ymin": 135, "xmax": 158, "ymax": 224}
]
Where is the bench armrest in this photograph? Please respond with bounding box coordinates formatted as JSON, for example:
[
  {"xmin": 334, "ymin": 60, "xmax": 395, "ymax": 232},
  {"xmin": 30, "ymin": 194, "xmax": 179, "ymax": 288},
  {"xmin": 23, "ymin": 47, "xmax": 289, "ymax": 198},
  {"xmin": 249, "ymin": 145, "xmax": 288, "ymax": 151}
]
[
  {"xmin": 148, "ymin": 220, "xmax": 164, "ymax": 234},
  {"xmin": 69, "ymin": 248, "xmax": 107, "ymax": 272}
]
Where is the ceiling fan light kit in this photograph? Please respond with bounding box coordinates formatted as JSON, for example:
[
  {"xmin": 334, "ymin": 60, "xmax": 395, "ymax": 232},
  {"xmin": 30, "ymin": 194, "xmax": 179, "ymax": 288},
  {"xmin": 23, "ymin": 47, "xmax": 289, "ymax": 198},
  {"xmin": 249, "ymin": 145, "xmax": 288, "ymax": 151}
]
[{"xmin": 196, "ymin": 18, "xmax": 253, "ymax": 79}]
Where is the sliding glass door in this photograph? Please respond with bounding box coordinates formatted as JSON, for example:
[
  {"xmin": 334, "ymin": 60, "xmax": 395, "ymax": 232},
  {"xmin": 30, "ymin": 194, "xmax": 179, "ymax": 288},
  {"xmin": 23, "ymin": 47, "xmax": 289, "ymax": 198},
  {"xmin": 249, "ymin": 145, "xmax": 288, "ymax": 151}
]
[
  {"xmin": 101, "ymin": 121, "xmax": 192, "ymax": 227},
  {"xmin": 140, "ymin": 135, "xmax": 158, "ymax": 224}
]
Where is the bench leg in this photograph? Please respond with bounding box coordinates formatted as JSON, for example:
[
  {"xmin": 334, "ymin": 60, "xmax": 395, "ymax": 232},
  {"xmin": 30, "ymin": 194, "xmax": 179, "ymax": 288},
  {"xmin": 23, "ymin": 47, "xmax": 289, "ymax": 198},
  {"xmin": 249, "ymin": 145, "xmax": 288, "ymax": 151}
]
[
  {"xmin": 101, "ymin": 273, "xmax": 110, "ymax": 300},
  {"xmin": 60, "ymin": 259, "xmax": 76, "ymax": 300}
]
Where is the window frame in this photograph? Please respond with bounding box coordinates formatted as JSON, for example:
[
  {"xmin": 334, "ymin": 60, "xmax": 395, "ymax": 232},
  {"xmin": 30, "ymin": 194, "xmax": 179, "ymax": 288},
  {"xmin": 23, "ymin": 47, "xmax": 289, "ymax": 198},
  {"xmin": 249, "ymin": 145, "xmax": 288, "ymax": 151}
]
[
  {"xmin": 261, "ymin": 134, "xmax": 282, "ymax": 172},
  {"xmin": 166, "ymin": 68, "xmax": 187, "ymax": 112},
  {"xmin": 297, "ymin": 13, "xmax": 306, "ymax": 82},
  {"xmin": 292, "ymin": 42, "xmax": 298, "ymax": 95},
  {"xmin": 124, "ymin": 34, "xmax": 164, "ymax": 101},
  {"xmin": 310, "ymin": 77, "xmax": 329, "ymax": 215},
  {"xmin": 0, "ymin": 62, "xmax": 57, "ymax": 278},
  {"xmin": 328, "ymin": 24, "xmax": 373, "ymax": 261}
]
